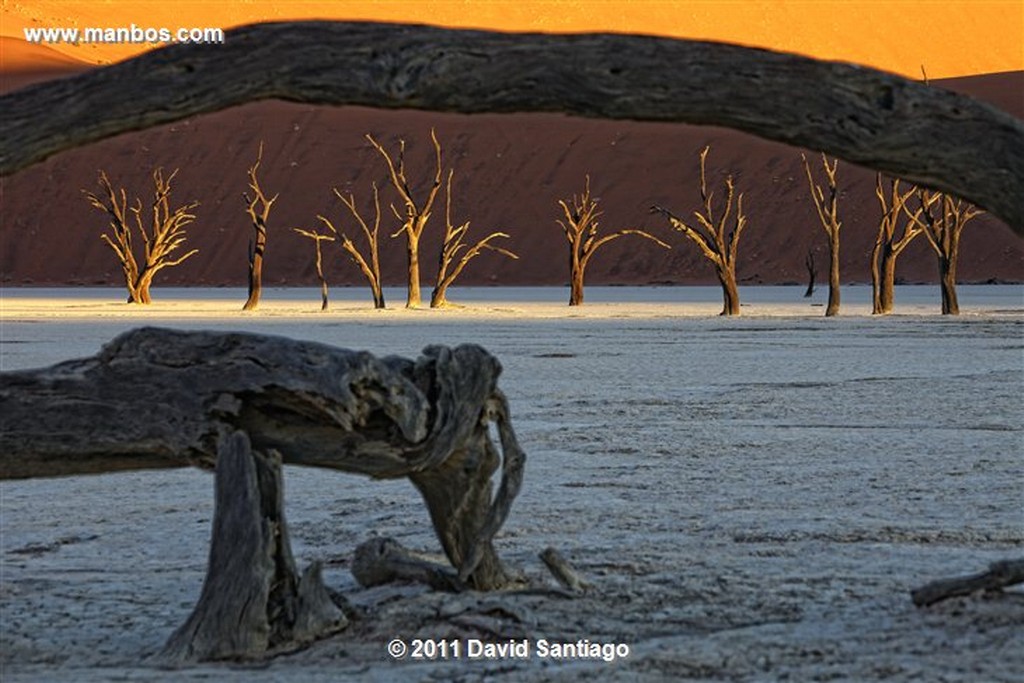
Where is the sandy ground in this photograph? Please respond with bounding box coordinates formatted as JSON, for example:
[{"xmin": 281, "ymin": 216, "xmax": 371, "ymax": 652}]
[{"xmin": 1, "ymin": 286, "xmax": 1022, "ymax": 682}]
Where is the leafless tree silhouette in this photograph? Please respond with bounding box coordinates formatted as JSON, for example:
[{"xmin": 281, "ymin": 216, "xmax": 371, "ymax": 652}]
[
  {"xmin": 909, "ymin": 190, "xmax": 983, "ymax": 315},
  {"xmin": 801, "ymin": 153, "xmax": 842, "ymax": 315},
  {"xmin": 84, "ymin": 168, "xmax": 198, "ymax": 304},
  {"xmin": 242, "ymin": 142, "xmax": 278, "ymax": 311},
  {"xmin": 652, "ymin": 146, "xmax": 748, "ymax": 316},
  {"xmin": 431, "ymin": 169, "xmax": 517, "ymax": 308},
  {"xmin": 871, "ymin": 175, "xmax": 928, "ymax": 315},
  {"xmin": 558, "ymin": 175, "xmax": 668, "ymax": 306},
  {"xmin": 318, "ymin": 183, "xmax": 386, "ymax": 309},
  {"xmin": 366, "ymin": 129, "xmax": 443, "ymax": 308}
]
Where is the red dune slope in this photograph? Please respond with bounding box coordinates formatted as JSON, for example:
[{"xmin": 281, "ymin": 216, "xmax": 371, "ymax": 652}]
[{"xmin": 1, "ymin": 62, "xmax": 1021, "ymax": 289}]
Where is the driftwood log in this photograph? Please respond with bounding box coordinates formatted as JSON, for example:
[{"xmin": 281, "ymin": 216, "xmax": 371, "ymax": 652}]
[
  {"xmin": 911, "ymin": 559, "xmax": 1024, "ymax": 607},
  {"xmin": 1, "ymin": 22, "xmax": 1021, "ymax": 233},
  {"xmin": 0, "ymin": 328, "xmax": 526, "ymax": 659}
]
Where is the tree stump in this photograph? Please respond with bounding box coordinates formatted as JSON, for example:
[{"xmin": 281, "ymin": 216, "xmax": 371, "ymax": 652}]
[{"xmin": 159, "ymin": 431, "xmax": 347, "ymax": 663}]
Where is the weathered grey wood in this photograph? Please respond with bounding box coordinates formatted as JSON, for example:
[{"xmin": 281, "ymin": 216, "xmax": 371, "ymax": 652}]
[
  {"xmin": 911, "ymin": 558, "xmax": 1024, "ymax": 607},
  {"xmin": 159, "ymin": 431, "xmax": 347, "ymax": 663},
  {"xmin": 540, "ymin": 547, "xmax": 590, "ymax": 594},
  {"xmin": 0, "ymin": 327, "xmax": 524, "ymax": 590},
  {"xmin": 1, "ymin": 22, "xmax": 1021, "ymax": 232},
  {"xmin": 351, "ymin": 537, "xmax": 463, "ymax": 591}
]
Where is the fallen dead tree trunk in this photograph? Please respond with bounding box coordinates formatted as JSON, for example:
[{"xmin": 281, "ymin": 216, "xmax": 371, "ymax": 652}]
[
  {"xmin": 0, "ymin": 328, "xmax": 526, "ymax": 659},
  {"xmin": 911, "ymin": 559, "xmax": 1024, "ymax": 607},
  {"xmin": 1, "ymin": 22, "xmax": 1021, "ymax": 232}
]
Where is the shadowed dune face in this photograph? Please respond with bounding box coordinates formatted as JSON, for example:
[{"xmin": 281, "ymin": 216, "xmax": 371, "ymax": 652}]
[
  {"xmin": 0, "ymin": 37, "xmax": 91, "ymax": 93},
  {"xmin": 0, "ymin": 53, "xmax": 1020, "ymax": 289}
]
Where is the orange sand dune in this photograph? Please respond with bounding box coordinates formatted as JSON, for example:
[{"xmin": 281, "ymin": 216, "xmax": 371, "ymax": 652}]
[
  {"xmin": 1, "ymin": 0, "xmax": 1021, "ymax": 78},
  {"xmin": 0, "ymin": 36, "xmax": 91, "ymax": 91},
  {"xmin": 1, "ymin": 59, "xmax": 1020, "ymax": 290}
]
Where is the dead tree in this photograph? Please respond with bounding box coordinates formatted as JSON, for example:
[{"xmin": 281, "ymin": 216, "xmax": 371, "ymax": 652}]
[
  {"xmin": 558, "ymin": 176, "xmax": 669, "ymax": 306},
  {"xmin": 871, "ymin": 175, "xmax": 928, "ymax": 314},
  {"xmin": 366, "ymin": 129, "xmax": 443, "ymax": 308},
  {"xmin": 803, "ymin": 250, "xmax": 817, "ymax": 298},
  {"xmin": 293, "ymin": 228, "xmax": 334, "ymax": 310},
  {"xmin": 242, "ymin": 143, "xmax": 278, "ymax": 311},
  {"xmin": 317, "ymin": 184, "xmax": 386, "ymax": 309},
  {"xmin": 652, "ymin": 146, "xmax": 748, "ymax": 316},
  {"xmin": 801, "ymin": 153, "xmax": 842, "ymax": 316},
  {"xmin": 0, "ymin": 328, "xmax": 527, "ymax": 659},
  {"xmin": 84, "ymin": 169, "xmax": 198, "ymax": 304},
  {"xmin": 908, "ymin": 190, "xmax": 983, "ymax": 315},
  {"xmin": 431, "ymin": 169, "xmax": 518, "ymax": 308},
  {"xmin": 5, "ymin": 23, "xmax": 1022, "ymax": 232}
]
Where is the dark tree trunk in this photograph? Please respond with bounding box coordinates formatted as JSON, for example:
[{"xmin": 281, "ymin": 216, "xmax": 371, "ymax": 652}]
[
  {"xmin": 872, "ymin": 241, "xmax": 898, "ymax": 315},
  {"xmin": 877, "ymin": 249, "xmax": 897, "ymax": 315},
  {"xmin": 310, "ymin": 237, "xmax": 329, "ymax": 311},
  {"xmin": 129, "ymin": 268, "xmax": 154, "ymax": 304},
  {"xmin": 939, "ymin": 254, "xmax": 959, "ymax": 315},
  {"xmin": 870, "ymin": 238, "xmax": 883, "ymax": 314},
  {"xmin": 569, "ymin": 252, "xmax": 584, "ymax": 306},
  {"xmin": 826, "ymin": 230, "xmax": 841, "ymax": 317},
  {"xmin": 319, "ymin": 281, "xmax": 329, "ymax": 311},
  {"xmin": 243, "ymin": 231, "xmax": 266, "ymax": 311},
  {"xmin": 803, "ymin": 250, "xmax": 816, "ymax": 298},
  {"xmin": 569, "ymin": 275, "xmax": 584, "ymax": 306},
  {"xmin": 430, "ymin": 286, "xmax": 448, "ymax": 308}
]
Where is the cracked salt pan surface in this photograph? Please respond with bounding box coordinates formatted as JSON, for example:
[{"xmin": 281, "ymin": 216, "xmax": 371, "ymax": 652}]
[{"xmin": 1, "ymin": 285, "xmax": 1022, "ymax": 681}]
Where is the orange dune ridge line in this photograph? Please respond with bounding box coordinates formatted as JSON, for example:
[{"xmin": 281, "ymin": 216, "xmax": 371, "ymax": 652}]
[{"xmin": 2, "ymin": 0, "xmax": 1021, "ymax": 79}]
